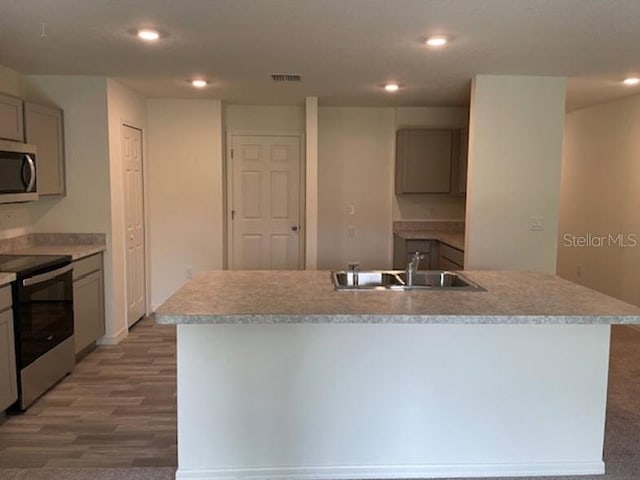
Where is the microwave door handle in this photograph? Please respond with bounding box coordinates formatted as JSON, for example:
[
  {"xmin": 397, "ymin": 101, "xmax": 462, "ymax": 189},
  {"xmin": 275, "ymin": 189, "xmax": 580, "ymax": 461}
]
[{"xmin": 25, "ymin": 154, "xmax": 36, "ymax": 192}]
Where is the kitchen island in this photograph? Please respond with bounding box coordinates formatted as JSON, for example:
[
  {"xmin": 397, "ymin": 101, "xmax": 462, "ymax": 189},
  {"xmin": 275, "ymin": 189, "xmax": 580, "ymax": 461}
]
[{"xmin": 155, "ymin": 270, "xmax": 640, "ymax": 480}]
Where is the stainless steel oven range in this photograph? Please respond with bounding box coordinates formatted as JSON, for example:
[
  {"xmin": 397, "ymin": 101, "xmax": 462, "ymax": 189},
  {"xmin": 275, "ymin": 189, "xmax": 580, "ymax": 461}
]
[{"xmin": 0, "ymin": 254, "xmax": 74, "ymax": 410}]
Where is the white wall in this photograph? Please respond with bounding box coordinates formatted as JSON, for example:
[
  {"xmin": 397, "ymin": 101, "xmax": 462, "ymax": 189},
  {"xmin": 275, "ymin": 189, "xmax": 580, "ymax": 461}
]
[
  {"xmin": 465, "ymin": 75, "xmax": 566, "ymax": 272},
  {"xmin": 24, "ymin": 76, "xmax": 123, "ymax": 338},
  {"xmin": 557, "ymin": 93, "xmax": 640, "ymax": 307},
  {"xmin": 318, "ymin": 107, "xmax": 394, "ymax": 270},
  {"xmin": 316, "ymin": 106, "xmax": 468, "ymax": 270},
  {"xmin": 393, "ymin": 107, "xmax": 468, "ymax": 221},
  {"xmin": 224, "ymin": 105, "xmax": 304, "ymax": 132},
  {"xmin": 106, "ymin": 79, "xmax": 147, "ymax": 337},
  {"xmin": 147, "ymin": 99, "xmax": 224, "ymax": 308}
]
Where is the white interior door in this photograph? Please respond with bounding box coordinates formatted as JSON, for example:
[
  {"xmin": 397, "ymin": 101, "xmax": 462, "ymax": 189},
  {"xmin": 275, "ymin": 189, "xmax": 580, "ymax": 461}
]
[
  {"xmin": 122, "ymin": 125, "xmax": 146, "ymax": 327},
  {"xmin": 230, "ymin": 134, "xmax": 301, "ymax": 270}
]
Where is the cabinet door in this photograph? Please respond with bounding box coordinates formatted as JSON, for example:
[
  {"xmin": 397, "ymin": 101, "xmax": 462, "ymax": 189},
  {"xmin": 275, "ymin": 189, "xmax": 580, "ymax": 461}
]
[
  {"xmin": 24, "ymin": 102, "xmax": 66, "ymax": 196},
  {"xmin": 73, "ymin": 270, "xmax": 105, "ymax": 355},
  {"xmin": 0, "ymin": 93, "xmax": 24, "ymax": 142},
  {"xmin": 0, "ymin": 309, "xmax": 18, "ymax": 410},
  {"xmin": 396, "ymin": 129, "xmax": 457, "ymax": 194}
]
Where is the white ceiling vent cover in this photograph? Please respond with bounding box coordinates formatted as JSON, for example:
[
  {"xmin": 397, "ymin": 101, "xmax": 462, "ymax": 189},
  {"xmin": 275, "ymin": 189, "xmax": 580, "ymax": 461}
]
[{"xmin": 271, "ymin": 73, "xmax": 302, "ymax": 82}]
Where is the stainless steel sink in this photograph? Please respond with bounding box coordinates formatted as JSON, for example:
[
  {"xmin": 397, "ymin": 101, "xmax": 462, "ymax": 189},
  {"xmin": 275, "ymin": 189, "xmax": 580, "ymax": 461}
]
[
  {"xmin": 331, "ymin": 270, "xmax": 484, "ymax": 291},
  {"xmin": 331, "ymin": 271, "xmax": 404, "ymax": 289}
]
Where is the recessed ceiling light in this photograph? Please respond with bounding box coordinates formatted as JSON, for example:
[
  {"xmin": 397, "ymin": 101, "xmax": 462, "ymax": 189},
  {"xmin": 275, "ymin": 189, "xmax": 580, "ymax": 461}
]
[
  {"xmin": 623, "ymin": 77, "xmax": 640, "ymax": 86},
  {"xmin": 137, "ymin": 29, "xmax": 160, "ymax": 41},
  {"xmin": 191, "ymin": 79, "xmax": 208, "ymax": 88},
  {"xmin": 384, "ymin": 83, "xmax": 399, "ymax": 92},
  {"xmin": 425, "ymin": 36, "xmax": 448, "ymax": 47}
]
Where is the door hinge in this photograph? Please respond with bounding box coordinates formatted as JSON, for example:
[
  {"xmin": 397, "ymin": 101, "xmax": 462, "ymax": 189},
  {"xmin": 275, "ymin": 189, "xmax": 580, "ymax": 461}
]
[
  {"xmin": 231, "ymin": 209, "xmax": 236, "ymax": 220},
  {"xmin": 230, "ymin": 148, "xmax": 234, "ymax": 159}
]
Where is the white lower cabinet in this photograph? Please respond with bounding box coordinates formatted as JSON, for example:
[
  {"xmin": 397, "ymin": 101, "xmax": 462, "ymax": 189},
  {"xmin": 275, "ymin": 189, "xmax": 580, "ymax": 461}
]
[
  {"xmin": 73, "ymin": 254, "xmax": 105, "ymax": 357},
  {"xmin": 0, "ymin": 286, "xmax": 18, "ymax": 411}
]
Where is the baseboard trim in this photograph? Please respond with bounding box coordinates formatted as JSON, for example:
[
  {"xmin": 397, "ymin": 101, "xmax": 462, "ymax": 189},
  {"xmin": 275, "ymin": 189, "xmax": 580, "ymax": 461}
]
[
  {"xmin": 175, "ymin": 461, "xmax": 605, "ymax": 479},
  {"xmin": 96, "ymin": 326, "xmax": 128, "ymax": 346}
]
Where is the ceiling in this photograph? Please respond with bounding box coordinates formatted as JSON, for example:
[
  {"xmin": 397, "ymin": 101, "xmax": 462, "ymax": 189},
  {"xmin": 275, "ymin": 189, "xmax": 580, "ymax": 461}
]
[{"xmin": 1, "ymin": 0, "xmax": 639, "ymax": 110}]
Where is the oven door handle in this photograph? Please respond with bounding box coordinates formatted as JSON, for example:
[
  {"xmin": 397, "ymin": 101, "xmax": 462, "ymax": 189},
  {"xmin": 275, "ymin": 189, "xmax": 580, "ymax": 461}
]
[{"xmin": 22, "ymin": 264, "xmax": 73, "ymax": 287}]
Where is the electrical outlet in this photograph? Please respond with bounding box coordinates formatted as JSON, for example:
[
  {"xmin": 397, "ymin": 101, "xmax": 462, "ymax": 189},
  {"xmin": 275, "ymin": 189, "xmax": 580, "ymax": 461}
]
[
  {"xmin": 186, "ymin": 266, "xmax": 193, "ymax": 279},
  {"xmin": 529, "ymin": 216, "xmax": 544, "ymax": 231}
]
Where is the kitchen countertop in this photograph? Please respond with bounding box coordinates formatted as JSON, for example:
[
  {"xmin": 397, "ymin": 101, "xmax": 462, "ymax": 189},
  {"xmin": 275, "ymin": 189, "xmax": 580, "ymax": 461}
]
[
  {"xmin": 154, "ymin": 270, "xmax": 640, "ymax": 326},
  {"xmin": 394, "ymin": 230, "xmax": 465, "ymax": 251},
  {"xmin": 9, "ymin": 244, "xmax": 105, "ymax": 261},
  {"xmin": 0, "ymin": 272, "xmax": 16, "ymax": 287}
]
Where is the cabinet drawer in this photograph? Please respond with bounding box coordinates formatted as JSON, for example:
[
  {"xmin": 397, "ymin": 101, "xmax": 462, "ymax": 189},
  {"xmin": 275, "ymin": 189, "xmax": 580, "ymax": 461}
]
[
  {"xmin": 439, "ymin": 242, "xmax": 464, "ymax": 267},
  {"xmin": 0, "ymin": 285, "xmax": 11, "ymax": 312},
  {"xmin": 73, "ymin": 254, "xmax": 102, "ymax": 280}
]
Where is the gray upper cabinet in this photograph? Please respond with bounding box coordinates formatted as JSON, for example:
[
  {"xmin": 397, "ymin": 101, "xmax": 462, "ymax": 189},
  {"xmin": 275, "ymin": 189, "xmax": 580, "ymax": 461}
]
[
  {"xmin": 24, "ymin": 102, "xmax": 66, "ymax": 196},
  {"xmin": 395, "ymin": 128, "xmax": 460, "ymax": 194},
  {"xmin": 0, "ymin": 93, "xmax": 24, "ymax": 142}
]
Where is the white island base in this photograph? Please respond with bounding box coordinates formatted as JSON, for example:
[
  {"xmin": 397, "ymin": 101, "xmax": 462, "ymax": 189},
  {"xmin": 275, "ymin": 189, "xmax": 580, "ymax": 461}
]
[{"xmin": 175, "ymin": 323, "xmax": 610, "ymax": 480}]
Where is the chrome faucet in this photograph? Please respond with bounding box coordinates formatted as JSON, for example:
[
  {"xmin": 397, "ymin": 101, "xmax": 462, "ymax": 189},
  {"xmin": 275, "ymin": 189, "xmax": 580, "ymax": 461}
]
[
  {"xmin": 405, "ymin": 251, "xmax": 425, "ymax": 286},
  {"xmin": 348, "ymin": 263, "xmax": 360, "ymax": 287}
]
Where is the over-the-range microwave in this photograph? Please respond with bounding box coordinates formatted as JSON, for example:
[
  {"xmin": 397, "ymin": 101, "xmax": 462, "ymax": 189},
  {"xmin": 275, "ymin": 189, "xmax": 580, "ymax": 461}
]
[{"xmin": 0, "ymin": 140, "xmax": 38, "ymax": 204}]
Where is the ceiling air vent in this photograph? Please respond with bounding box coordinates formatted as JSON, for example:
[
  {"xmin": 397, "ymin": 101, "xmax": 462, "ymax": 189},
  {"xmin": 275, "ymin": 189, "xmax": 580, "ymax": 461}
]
[{"xmin": 271, "ymin": 73, "xmax": 302, "ymax": 82}]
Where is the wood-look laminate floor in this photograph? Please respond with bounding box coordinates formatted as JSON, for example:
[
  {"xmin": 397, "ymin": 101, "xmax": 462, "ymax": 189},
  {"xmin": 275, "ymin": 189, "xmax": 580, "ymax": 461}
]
[{"xmin": 0, "ymin": 317, "xmax": 177, "ymax": 468}]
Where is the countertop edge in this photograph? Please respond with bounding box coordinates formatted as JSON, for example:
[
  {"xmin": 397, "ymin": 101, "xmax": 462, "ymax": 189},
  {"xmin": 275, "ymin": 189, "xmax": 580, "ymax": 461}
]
[
  {"xmin": 0, "ymin": 272, "xmax": 16, "ymax": 287},
  {"xmin": 6, "ymin": 244, "xmax": 106, "ymax": 261},
  {"xmin": 153, "ymin": 312, "xmax": 640, "ymax": 326}
]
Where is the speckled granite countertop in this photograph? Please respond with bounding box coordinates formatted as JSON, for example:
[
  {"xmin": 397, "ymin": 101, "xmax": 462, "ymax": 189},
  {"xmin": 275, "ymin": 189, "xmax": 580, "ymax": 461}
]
[
  {"xmin": 0, "ymin": 272, "xmax": 16, "ymax": 287},
  {"xmin": 0, "ymin": 233, "xmax": 106, "ymax": 261},
  {"xmin": 154, "ymin": 270, "xmax": 640, "ymax": 325},
  {"xmin": 9, "ymin": 244, "xmax": 105, "ymax": 261}
]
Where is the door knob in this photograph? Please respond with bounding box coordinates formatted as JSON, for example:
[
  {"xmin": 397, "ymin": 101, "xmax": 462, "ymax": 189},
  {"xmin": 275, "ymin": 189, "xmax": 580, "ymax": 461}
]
[{"xmin": 291, "ymin": 225, "xmax": 299, "ymax": 232}]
